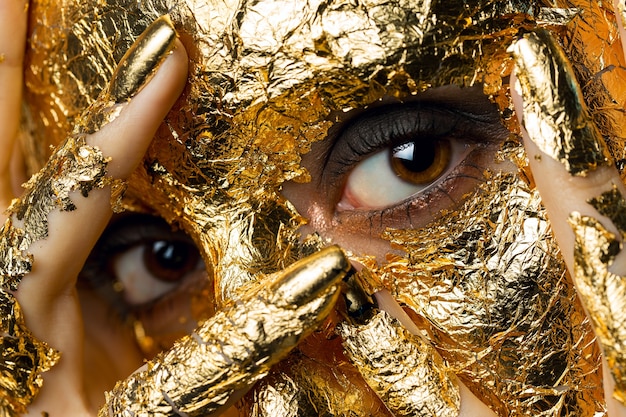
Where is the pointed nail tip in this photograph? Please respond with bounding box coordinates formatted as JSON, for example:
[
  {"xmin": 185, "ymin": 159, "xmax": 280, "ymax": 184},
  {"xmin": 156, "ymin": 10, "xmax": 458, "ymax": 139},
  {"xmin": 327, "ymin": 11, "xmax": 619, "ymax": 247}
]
[
  {"xmin": 272, "ymin": 245, "xmax": 350, "ymax": 307},
  {"xmin": 108, "ymin": 15, "xmax": 178, "ymax": 103}
]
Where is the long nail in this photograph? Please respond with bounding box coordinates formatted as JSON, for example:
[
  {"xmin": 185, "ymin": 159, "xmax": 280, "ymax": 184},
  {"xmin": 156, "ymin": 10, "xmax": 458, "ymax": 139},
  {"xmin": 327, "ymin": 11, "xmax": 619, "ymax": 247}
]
[
  {"xmin": 99, "ymin": 248, "xmax": 345, "ymax": 416},
  {"xmin": 510, "ymin": 29, "xmax": 610, "ymax": 176},
  {"xmin": 269, "ymin": 245, "xmax": 350, "ymax": 308},
  {"xmin": 107, "ymin": 15, "xmax": 177, "ymax": 103}
]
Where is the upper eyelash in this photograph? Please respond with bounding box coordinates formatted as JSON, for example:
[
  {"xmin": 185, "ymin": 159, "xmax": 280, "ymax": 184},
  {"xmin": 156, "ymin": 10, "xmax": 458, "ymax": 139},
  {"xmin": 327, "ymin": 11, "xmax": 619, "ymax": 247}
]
[{"xmin": 321, "ymin": 103, "xmax": 493, "ymax": 187}]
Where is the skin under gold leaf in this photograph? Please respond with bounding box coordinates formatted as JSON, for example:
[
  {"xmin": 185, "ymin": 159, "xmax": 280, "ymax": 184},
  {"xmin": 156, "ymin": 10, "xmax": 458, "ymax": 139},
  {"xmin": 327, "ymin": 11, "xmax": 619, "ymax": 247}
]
[{"xmin": 16, "ymin": 0, "xmax": 626, "ymax": 415}]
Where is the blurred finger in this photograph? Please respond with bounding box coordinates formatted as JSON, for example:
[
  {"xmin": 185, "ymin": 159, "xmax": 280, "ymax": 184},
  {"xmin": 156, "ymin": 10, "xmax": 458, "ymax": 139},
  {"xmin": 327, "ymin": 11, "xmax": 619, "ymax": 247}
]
[
  {"xmin": 0, "ymin": 0, "xmax": 27, "ymax": 207},
  {"xmin": 614, "ymin": 0, "xmax": 626, "ymax": 60},
  {"xmin": 510, "ymin": 29, "xmax": 626, "ymax": 414},
  {"xmin": 0, "ymin": 15, "xmax": 187, "ymax": 415}
]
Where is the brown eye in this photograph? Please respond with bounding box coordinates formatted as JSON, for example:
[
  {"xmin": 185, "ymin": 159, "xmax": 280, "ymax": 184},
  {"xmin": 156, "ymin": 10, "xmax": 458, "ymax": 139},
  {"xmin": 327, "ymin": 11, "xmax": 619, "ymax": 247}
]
[
  {"xmin": 143, "ymin": 240, "xmax": 201, "ymax": 283},
  {"xmin": 111, "ymin": 238, "xmax": 204, "ymax": 306},
  {"xmin": 390, "ymin": 139, "xmax": 451, "ymax": 184}
]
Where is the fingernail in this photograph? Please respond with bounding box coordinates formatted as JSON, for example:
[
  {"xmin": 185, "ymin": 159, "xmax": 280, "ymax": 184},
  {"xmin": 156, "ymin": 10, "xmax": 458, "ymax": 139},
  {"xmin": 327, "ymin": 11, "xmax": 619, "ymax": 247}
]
[
  {"xmin": 100, "ymin": 251, "xmax": 342, "ymax": 416},
  {"xmin": 568, "ymin": 212, "xmax": 626, "ymax": 404},
  {"xmin": 342, "ymin": 270, "xmax": 379, "ymax": 325},
  {"xmin": 270, "ymin": 245, "xmax": 350, "ymax": 308},
  {"xmin": 107, "ymin": 15, "xmax": 177, "ymax": 103},
  {"xmin": 510, "ymin": 29, "xmax": 610, "ymax": 176},
  {"xmin": 338, "ymin": 310, "xmax": 460, "ymax": 417}
]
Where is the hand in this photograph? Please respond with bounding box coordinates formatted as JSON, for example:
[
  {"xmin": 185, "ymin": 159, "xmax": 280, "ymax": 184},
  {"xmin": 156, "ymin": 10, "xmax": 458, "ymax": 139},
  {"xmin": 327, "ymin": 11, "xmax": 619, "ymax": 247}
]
[
  {"xmin": 0, "ymin": 6, "xmax": 351, "ymax": 416},
  {"xmin": 510, "ymin": 8, "xmax": 626, "ymax": 416},
  {"xmin": 0, "ymin": 3, "xmax": 188, "ymax": 414}
]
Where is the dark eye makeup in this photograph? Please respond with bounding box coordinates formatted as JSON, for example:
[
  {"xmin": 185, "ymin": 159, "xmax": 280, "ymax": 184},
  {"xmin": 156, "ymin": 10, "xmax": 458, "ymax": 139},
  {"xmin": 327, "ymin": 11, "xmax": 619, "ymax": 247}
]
[
  {"xmin": 80, "ymin": 214, "xmax": 204, "ymax": 318},
  {"xmin": 80, "ymin": 85, "xmax": 509, "ymax": 323},
  {"xmin": 301, "ymin": 86, "xmax": 510, "ymax": 234}
]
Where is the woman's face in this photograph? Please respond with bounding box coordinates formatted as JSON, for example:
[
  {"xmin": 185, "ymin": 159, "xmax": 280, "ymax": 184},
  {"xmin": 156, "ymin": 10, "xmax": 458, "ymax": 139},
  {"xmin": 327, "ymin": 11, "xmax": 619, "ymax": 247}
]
[{"xmin": 23, "ymin": 0, "xmax": 626, "ymax": 414}]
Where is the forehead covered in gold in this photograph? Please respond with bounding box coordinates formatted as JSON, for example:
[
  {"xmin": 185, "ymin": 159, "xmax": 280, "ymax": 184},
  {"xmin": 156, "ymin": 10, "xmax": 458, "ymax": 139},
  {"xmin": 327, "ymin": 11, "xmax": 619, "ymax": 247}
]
[
  {"xmin": 23, "ymin": 0, "xmax": 626, "ymax": 415},
  {"xmin": 25, "ymin": 0, "xmax": 537, "ymax": 297}
]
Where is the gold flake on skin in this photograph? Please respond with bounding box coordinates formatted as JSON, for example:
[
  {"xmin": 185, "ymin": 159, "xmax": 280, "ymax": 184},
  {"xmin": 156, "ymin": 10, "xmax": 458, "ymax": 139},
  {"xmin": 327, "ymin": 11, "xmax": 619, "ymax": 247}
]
[
  {"xmin": 20, "ymin": 0, "xmax": 626, "ymax": 414},
  {"xmin": 0, "ymin": 291, "xmax": 59, "ymax": 416},
  {"xmin": 0, "ymin": 16, "xmax": 178, "ymax": 414},
  {"xmin": 340, "ymin": 310, "xmax": 461, "ymax": 417},
  {"xmin": 380, "ymin": 172, "xmax": 604, "ymax": 415},
  {"xmin": 588, "ymin": 184, "xmax": 626, "ymax": 239}
]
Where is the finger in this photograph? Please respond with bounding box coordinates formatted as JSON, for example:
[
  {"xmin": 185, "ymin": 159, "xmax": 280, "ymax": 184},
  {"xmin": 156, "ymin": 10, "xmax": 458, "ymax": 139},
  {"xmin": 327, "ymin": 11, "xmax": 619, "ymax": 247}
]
[
  {"xmin": 0, "ymin": 16, "xmax": 187, "ymax": 415},
  {"xmin": 15, "ymin": 15, "xmax": 187, "ymax": 309},
  {"xmin": 0, "ymin": 0, "xmax": 27, "ymax": 206},
  {"xmin": 99, "ymin": 246, "xmax": 349, "ymax": 417},
  {"xmin": 338, "ymin": 273, "xmax": 497, "ymax": 417},
  {"xmin": 510, "ymin": 29, "xmax": 626, "ymax": 415}
]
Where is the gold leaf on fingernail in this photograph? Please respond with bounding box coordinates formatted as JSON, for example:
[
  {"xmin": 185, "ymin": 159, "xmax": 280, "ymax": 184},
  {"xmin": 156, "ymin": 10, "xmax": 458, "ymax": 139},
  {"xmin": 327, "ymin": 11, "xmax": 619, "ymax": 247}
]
[
  {"xmin": 107, "ymin": 15, "xmax": 177, "ymax": 104},
  {"xmin": 510, "ymin": 29, "xmax": 611, "ymax": 175}
]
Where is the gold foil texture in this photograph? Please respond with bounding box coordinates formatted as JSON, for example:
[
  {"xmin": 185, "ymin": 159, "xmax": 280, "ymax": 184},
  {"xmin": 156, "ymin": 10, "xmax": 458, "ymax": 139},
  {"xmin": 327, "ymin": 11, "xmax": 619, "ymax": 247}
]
[
  {"xmin": 510, "ymin": 29, "xmax": 611, "ymax": 176},
  {"xmin": 588, "ymin": 185, "xmax": 626, "ymax": 239},
  {"xmin": 107, "ymin": 15, "xmax": 177, "ymax": 104},
  {"xmin": 380, "ymin": 172, "xmax": 605, "ymax": 416},
  {"xmin": 568, "ymin": 213, "xmax": 626, "ymax": 404},
  {"xmin": 0, "ymin": 15, "xmax": 179, "ymax": 413},
  {"xmin": 99, "ymin": 247, "xmax": 348, "ymax": 416},
  {"xmin": 20, "ymin": 0, "xmax": 626, "ymax": 416},
  {"xmin": 0, "ymin": 291, "xmax": 59, "ymax": 417},
  {"xmin": 339, "ymin": 310, "xmax": 460, "ymax": 417},
  {"xmin": 0, "ymin": 135, "xmax": 111, "ymax": 416}
]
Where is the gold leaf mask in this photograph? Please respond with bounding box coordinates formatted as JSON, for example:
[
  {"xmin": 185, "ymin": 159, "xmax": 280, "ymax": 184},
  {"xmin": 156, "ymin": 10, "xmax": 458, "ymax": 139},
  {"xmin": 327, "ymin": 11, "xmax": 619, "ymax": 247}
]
[{"xmin": 21, "ymin": 0, "xmax": 626, "ymax": 415}]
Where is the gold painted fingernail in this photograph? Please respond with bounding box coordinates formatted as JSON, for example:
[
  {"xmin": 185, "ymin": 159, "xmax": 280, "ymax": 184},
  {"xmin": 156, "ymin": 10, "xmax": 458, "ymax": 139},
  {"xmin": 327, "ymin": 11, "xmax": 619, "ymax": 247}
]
[
  {"xmin": 270, "ymin": 245, "xmax": 350, "ymax": 307},
  {"xmin": 568, "ymin": 212, "xmax": 626, "ymax": 404},
  {"xmin": 510, "ymin": 29, "xmax": 610, "ymax": 176},
  {"xmin": 107, "ymin": 15, "xmax": 177, "ymax": 103}
]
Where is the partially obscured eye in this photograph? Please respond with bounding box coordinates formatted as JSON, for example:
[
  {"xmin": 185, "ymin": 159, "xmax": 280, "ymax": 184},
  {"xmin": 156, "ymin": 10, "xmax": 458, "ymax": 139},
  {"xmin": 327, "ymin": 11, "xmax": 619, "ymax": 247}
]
[
  {"xmin": 113, "ymin": 238, "xmax": 203, "ymax": 305},
  {"xmin": 81, "ymin": 214, "xmax": 205, "ymax": 312}
]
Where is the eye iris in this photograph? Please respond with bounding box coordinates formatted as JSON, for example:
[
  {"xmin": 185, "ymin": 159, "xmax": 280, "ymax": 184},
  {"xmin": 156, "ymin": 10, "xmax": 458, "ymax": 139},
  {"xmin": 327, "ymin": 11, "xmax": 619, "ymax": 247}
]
[
  {"xmin": 143, "ymin": 240, "xmax": 200, "ymax": 282},
  {"xmin": 390, "ymin": 139, "xmax": 451, "ymax": 184}
]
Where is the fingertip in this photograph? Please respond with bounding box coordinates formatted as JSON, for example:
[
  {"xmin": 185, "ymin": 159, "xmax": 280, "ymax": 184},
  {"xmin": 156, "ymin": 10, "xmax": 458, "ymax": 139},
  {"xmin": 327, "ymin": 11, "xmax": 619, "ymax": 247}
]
[
  {"xmin": 90, "ymin": 38, "xmax": 188, "ymax": 178},
  {"xmin": 126, "ymin": 37, "xmax": 188, "ymax": 125}
]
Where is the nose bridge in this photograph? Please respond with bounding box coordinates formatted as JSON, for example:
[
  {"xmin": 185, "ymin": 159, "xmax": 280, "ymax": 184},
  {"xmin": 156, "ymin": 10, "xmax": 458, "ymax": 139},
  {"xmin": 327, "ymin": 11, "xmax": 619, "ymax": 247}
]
[{"xmin": 136, "ymin": 149, "xmax": 306, "ymax": 307}]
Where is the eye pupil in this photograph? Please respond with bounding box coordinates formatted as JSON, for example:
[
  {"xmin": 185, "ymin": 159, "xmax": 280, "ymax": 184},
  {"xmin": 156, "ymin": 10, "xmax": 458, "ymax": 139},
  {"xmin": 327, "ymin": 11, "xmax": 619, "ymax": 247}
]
[
  {"xmin": 144, "ymin": 240, "xmax": 200, "ymax": 282},
  {"xmin": 390, "ymin": 139, "xmax": 451, "ymax": 184}
]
